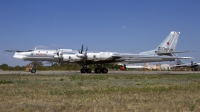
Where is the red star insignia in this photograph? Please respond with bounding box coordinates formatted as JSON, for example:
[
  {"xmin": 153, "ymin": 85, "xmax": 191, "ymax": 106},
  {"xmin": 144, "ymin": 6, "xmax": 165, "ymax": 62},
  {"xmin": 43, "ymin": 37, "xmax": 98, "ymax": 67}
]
[{"xmin": 166, "ymin": 42, "xmax": 170, "ymax": 45}]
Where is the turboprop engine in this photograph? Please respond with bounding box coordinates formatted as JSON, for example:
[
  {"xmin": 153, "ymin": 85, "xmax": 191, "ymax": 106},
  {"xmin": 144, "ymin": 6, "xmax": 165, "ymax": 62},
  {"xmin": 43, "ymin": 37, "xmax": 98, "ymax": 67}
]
[
  {"xmin": 53, "ymin": 49, "xmax": 73, "ymax": 63},
  {"xmin": 62, "ymin": 55, "xmax": 80, "ymax": 62},
  {"xmin": 75, "ymin": 45, "xmax": 116, "ymax": 62},
  {"xmin": 86, "ymin": 52, "xmax": 114, "ymax": 61}
]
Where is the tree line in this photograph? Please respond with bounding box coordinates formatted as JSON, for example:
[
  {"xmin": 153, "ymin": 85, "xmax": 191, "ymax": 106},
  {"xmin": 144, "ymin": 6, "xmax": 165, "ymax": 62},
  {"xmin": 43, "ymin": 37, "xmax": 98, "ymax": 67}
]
[{"xmin": 0, "ymin": 63, "xmax": 121, "ymax": 71}]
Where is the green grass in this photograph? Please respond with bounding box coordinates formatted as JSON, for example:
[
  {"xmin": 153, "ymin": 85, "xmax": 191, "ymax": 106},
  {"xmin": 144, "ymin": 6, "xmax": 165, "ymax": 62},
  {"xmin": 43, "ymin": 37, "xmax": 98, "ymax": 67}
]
[
  {"xmin": 0, "ymin": 80, "xmax": 13, "ymax": 84},
  {"xmin": 1, "ymin": 73, "xmax": 200, "ymax": 111}
]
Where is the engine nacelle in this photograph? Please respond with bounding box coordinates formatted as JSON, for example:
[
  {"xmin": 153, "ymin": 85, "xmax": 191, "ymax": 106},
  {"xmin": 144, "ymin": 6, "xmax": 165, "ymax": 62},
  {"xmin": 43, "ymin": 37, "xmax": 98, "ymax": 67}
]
[
  {"xmin": 76, "ymin": 54, "xmax": 85, "ymax": 58},
  {"xmin": 62, "ymin": 54, "xmax": 80, "ymax": 62},
  {"xmin": 53, "ymin": 55, "xmax": 62, "ymax": 59},
  {"xmin": 87, "ymin": 52, "xmax": 113, "ymax": 61},
  {"xmin": 100, "ymin": 52, "xmax": 113, "ymax": 60},
  {"xmin": 87, "ymin": 53, "xmax": 100, "ymax": 60}
]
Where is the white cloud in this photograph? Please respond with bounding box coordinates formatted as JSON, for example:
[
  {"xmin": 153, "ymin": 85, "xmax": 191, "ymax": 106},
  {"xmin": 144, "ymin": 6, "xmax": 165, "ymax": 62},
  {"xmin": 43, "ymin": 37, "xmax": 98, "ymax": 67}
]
[
  {"xmin": 121, "ymin": 26, "xmax": 126, "ymax": 30},
  {"xmin": 50, "ymin": 44, "xmax": 62, "ymax": 47},
  {"xmin": 35, "ymin": 45, "xmax": 48, "ymax": 49}
]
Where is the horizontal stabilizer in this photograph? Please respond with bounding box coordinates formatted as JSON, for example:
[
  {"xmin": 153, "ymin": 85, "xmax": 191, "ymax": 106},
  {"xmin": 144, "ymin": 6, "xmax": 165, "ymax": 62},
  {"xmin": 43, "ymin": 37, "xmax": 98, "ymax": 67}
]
[
  {"xmin": 156, "ymin": 51, "xmax": 191, "ymax": 53},
  {"xmin": 155, "ymin": 51, "xmax": 192, "ymax": 55}
]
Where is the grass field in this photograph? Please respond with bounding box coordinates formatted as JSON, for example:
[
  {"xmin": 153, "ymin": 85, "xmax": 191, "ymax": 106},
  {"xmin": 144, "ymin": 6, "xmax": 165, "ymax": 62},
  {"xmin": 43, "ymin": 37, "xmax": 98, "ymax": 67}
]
[{"xmin": 1, "ymin": 73, "xmax": 200, "ymax": 112}]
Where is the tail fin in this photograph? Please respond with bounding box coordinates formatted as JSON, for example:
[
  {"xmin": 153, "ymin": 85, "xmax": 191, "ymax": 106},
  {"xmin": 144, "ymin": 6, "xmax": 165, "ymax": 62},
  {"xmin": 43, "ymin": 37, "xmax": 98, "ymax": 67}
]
[
  {"xmin": 156, "ymin": 31, "xmax": 180, "ymax": 53},
  {"xmin": 139, "ymin": 31, "xmax": 180, "ymax": 56}
]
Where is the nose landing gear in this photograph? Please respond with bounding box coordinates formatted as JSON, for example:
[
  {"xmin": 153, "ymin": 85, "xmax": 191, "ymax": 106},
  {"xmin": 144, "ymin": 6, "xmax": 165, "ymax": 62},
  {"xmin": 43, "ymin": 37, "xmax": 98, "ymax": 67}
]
[{"xmin": 26, "ymin": 63, "xmax": 37, "ymax": 73}]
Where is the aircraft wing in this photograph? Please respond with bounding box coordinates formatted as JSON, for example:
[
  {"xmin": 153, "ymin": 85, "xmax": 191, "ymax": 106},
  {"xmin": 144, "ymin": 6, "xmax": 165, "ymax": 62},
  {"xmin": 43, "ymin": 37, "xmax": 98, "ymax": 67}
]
[{"xmin": 4, "ymin": 50, "xmax": 23, "ymax": 52}]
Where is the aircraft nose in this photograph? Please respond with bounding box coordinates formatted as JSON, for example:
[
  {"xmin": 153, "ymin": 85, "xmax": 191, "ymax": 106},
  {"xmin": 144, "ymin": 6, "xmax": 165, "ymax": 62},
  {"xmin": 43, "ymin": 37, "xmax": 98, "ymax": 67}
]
[
  {"xmin": 13, "ymin": 54, "xmax": 17, "ymax": 58},
  {"xmin": 13, "ymin": 53, "xmax": 23, "ymax": 59}
]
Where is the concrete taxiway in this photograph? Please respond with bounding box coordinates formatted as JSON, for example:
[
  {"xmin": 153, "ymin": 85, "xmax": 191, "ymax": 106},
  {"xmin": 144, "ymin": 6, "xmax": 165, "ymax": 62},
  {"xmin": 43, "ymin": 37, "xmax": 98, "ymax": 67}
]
[{"xmin": 1, "ymin": 70, "xmax": 200, "ymax": 75}]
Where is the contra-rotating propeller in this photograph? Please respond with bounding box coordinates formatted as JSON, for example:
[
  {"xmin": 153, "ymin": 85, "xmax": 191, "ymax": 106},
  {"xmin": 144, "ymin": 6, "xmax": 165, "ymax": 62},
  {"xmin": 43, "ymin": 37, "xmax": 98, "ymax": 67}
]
[
  {"xmin": 76, "ymin": 44, "xmax": 88, "ymax": 65},
  {"xmin": 78, "ymin": 44, "xmax": 84, "ymax": 54}
]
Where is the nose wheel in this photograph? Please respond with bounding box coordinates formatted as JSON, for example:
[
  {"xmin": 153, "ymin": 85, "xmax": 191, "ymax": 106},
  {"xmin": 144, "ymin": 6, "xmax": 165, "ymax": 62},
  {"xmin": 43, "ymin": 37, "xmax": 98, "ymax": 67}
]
[
  {"xmin": 30, "ymin": 69, "xmax": 36, "ymax": 73},
  {"xmin": 26, "ymin": 63, "xmax": 37, "ymax": 73}
]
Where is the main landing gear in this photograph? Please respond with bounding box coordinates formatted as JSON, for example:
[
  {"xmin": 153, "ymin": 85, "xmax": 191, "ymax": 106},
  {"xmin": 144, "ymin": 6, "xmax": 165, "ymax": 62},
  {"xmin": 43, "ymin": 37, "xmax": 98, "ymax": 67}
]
[
  {"xmin": 80, "ymin": 64, "xmax": 108, "ymax": 74},
  {"xmin": 94, "ymin": 68, "xmax": 108, "ymax": 73},
  {"xmin": 80, "ymin": 67, "xmax": 92, "ymax": 73}
]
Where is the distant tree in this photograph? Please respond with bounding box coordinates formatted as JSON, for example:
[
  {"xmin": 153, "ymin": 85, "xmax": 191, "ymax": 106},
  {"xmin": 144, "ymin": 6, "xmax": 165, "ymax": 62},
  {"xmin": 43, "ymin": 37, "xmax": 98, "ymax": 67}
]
[
  {"xmin": 0, "ymin": 64, "xmax": 9, "ymax": 70},
  {"xmin": 0, "ymin": 63, "xmax": 121, "ymax": 71},
  {"xmin": 14, "ymin": 65, "xmax": 20, "ymax": 70}
]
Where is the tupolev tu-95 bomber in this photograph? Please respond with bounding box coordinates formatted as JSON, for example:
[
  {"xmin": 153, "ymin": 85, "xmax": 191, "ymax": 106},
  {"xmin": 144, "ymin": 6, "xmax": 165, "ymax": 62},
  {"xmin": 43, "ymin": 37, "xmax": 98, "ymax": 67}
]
[{"xmin": 5, "ymin": 31, "xmax": 193, "ymax": 73}]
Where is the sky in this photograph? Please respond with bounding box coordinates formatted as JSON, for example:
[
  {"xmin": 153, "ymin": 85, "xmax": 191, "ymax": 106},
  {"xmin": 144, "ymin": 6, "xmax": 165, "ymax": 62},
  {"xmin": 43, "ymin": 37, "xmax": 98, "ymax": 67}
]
[{"xmin": 0, "ymin": 0, "xmax": 200, "ymax": 66}]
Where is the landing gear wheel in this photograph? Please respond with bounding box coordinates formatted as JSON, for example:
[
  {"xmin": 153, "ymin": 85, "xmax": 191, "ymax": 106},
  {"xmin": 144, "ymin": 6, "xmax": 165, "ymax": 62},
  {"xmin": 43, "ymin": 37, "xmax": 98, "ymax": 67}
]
[
  {"xmin": 31, "ymin": 69, "xmax": 36, "ymax": 73},
  {"xmin": 81, "ymin": 68, "xmax": 92, "ymax": 73},
  {"xmin": 81, "ymin": 68, "xmax": 86, "ymax": 73},
  {"xmin": 95, "ymin": 68, "xmax": 101, "ymax": 73},
  {"xmin": 87, "ymin": 68, "xmax": 92, "ymax": 73},
  {"xmin": 102, "ymin": 68, "xmax": 108, "ymax": 74}
]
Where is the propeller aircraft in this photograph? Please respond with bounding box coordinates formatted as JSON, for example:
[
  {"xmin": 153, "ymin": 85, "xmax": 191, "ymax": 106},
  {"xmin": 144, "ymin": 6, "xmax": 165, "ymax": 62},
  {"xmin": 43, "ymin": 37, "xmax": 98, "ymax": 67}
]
[{"xmin": 5, "ymin": 31, "xmax": 193, "ymax": 73}]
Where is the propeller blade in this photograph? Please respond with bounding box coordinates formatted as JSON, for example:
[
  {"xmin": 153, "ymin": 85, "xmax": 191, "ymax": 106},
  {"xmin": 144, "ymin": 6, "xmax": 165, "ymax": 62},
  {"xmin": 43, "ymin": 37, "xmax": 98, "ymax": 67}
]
[
  {"xmin": 81, "ymin": 44, "xmax": 84, "ymax": 54},
  {"xmin": 85, "ymin": 47, "xmax": 88, "ymax": 54},
  {"xmin": 78, "ymin": 44, "xmax": 84, "ymax": 54},
  {"xmin": 56, "ymin": 48, "xmax": 59, "ymax": 56}
]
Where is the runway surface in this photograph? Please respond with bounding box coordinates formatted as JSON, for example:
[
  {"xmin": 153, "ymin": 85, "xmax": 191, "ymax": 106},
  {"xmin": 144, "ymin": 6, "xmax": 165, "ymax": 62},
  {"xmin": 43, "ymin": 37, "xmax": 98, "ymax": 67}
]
[{"xmin": 1, "ymin": 70, "xmax": 200, "ymax": 75}]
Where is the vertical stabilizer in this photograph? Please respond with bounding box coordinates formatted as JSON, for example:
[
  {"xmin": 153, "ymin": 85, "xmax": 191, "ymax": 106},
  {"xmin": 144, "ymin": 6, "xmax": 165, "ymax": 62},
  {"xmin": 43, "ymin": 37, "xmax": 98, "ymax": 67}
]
[
  {"xmin": 139, "ymin": 31, "xmax": 180, "ymax": 56},
  {"xmin": 156, "ymin": 31, "xmax": 180, "ymax": 53}
]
